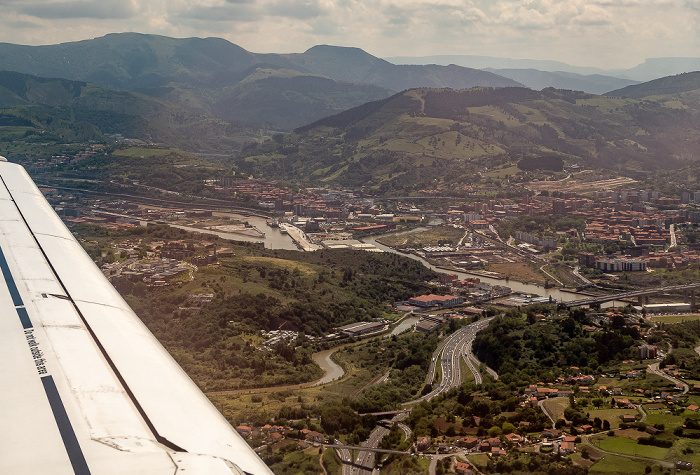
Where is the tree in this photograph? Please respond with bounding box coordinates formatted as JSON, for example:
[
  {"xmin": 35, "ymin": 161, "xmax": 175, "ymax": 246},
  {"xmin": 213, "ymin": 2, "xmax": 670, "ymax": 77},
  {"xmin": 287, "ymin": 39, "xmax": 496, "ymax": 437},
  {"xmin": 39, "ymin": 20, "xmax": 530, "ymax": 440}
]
[
  {"xmin": 603, "ymin": 419, "xmax": 610, "ymax": 431},
  {"xmin": 502, "ymin": 422, "xmax": 516, "ymax": 434}
]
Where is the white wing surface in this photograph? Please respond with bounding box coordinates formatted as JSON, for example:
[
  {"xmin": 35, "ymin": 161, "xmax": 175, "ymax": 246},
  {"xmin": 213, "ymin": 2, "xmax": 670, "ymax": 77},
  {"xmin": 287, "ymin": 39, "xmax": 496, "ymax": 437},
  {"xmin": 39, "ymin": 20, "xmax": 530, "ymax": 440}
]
[{"xmin": 0, "ymin": 160, "xmax": 273, "ymax": 475}]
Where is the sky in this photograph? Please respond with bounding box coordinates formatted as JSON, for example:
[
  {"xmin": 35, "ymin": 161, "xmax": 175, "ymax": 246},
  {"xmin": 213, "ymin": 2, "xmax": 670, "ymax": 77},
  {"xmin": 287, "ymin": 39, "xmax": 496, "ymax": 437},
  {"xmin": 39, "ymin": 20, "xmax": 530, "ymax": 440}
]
[{"xmin": 0, "ymin": 0, "xmax": 698, "ymax": 69}]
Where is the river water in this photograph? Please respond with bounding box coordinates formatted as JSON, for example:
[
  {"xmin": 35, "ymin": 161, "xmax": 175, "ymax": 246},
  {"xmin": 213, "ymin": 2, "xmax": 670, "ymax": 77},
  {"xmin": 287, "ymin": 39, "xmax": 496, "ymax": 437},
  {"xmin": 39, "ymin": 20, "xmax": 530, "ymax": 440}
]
[
  {"xmin": 362, "ymin": 235, "xmax": 586, "ymax": 303},
  {"xmin": 166, "ymin": 213, "xmax": 299, "ymax": 250},
  {"xmin": 391, "ymin": 315, "xmax": 421, "ymax": 335},
  {"xmin": 166, "ymin": 214, "xmax": 597, "ymax": 302},
  {"xmin": 312, "ymin": 348, "xmax": 345, "ymax": 385}
]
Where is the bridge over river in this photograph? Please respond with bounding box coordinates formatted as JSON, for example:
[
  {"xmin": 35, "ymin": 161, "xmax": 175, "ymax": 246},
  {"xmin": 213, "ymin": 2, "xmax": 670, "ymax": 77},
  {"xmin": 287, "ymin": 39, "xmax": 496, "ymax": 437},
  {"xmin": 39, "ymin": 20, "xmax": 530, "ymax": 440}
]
[{"xmin": 561, "ymin": 283, "xmax": 700, "ymax": 309}]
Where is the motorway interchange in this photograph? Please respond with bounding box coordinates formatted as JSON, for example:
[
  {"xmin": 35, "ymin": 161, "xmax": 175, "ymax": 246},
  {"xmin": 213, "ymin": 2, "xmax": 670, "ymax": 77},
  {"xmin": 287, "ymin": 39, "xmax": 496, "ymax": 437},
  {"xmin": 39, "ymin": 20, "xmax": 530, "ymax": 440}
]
[{"xmin": 338, "ymin": 317, "xmax": 497, "ymax": 474}]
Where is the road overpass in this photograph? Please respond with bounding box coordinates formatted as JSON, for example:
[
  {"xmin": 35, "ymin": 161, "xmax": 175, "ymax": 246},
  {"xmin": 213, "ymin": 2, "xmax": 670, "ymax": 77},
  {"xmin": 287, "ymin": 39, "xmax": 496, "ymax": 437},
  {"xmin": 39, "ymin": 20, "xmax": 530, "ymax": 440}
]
[
  {"xmin": 326, "ymin": 443, "xmax": 407, "ymax": 455},
  {"xmin": 561, "ymin": 283, "xmax": 700, "ymax": 309}
]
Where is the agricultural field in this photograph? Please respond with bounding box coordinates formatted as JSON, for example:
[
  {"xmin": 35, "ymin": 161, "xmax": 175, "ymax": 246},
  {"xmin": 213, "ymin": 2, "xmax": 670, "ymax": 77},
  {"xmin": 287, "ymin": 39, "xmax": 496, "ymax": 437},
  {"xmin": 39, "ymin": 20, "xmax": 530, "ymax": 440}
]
[
  {"xmin": 541, "ymin": 397, "xmax": 570, "ymax": 422},
  {"xmin": 589, "ymin": 454, "xmax": 655, "ymax": 474},
  {"xmin": 650, "ymin": 314, "xmax": 700, "ymax": 324},
  {"xmin": 593, "ymin": 434, "xmax": 669, "ymax": 460}
]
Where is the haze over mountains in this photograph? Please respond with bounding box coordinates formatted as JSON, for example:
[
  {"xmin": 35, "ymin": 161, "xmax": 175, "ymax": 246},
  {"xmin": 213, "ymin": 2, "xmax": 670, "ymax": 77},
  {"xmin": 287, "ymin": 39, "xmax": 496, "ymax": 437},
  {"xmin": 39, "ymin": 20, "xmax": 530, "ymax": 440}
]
[
  {"xmin": 1, "ymin": 32, "xmax": 697, "ymax": 135},
  {"xmin": 0, "ymin": 32, "xmax": 699, "ymax": 162},
  {"xmin": 0, "ymin": 33, "xmax": 519, "ymax": 130},
  {"xmin": 387, "ymin": 54, "xmax": 700, "ymax": 95}
]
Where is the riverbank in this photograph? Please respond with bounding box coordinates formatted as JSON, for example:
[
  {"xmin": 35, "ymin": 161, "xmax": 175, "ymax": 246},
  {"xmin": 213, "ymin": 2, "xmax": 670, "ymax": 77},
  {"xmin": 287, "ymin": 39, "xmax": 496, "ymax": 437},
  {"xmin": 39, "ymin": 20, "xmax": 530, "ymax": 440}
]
[{"xmin": 363, "ymin": 234, "xmax": 595, "ymax": 303}]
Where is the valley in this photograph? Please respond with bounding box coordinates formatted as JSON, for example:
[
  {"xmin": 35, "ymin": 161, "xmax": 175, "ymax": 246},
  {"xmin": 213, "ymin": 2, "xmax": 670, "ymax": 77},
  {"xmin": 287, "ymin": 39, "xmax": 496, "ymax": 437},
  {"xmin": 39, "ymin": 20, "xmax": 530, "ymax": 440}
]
[{"xmin": 2, "ymin": 32, "xmax": 700, "ymax": 475}]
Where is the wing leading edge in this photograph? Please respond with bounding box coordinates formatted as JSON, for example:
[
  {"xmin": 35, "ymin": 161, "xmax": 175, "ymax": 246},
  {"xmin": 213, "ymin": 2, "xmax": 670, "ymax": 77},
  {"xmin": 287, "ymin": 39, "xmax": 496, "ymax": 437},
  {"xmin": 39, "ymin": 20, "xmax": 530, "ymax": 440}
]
[{"xmin": 0, "ymin": 161, "xmax": 272, "ymax": 475}]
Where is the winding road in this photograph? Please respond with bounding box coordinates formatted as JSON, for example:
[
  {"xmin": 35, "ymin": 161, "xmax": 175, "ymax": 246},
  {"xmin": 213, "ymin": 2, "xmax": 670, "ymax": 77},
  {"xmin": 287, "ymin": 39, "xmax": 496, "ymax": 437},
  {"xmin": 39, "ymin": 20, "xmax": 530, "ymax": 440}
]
[{"xmin": 647, "ymin": 362, "xmax": 689, "ymax": 394}]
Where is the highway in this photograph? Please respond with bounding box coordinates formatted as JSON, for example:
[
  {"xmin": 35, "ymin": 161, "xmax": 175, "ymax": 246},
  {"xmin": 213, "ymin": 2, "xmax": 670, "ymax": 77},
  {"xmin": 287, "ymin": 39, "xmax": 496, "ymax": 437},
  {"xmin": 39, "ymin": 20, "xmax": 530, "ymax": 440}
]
[
  {"xmin": 341, "ymin": 412, "xmax": 411, "ymax": 474},
  {"xmin": 405, "ymin": 317, "xmax": 495, "ymax": 405},
  {"xmin": 339, "ymin": 318, "xmax": 496, "ymax": 473},
  {"xmin": 335, "ymin": 441, "xmax": 353, "ymax": 475},
  {"xmin": 353, "ymin": 425, "xmax": 389, "ymax": 474}
]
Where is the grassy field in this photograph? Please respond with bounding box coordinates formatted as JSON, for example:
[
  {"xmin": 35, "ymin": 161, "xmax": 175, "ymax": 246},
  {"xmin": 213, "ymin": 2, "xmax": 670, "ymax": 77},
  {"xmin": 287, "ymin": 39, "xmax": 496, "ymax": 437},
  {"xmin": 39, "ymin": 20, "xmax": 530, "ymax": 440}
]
[
  {"xmin": 643, "ymin": 409, "xmax": 692, "ymax": 430},
  {"xmin": 589, "ymin": 454, "xmax": 653, "ymax": 474},
  {"xmin": 466, "ymin": 453, "xmax": 490, "ymax": 471},
  {"xmin": 542, "ymin": 397, "xmax": 570, "ymax": 422},
  {"xmin": 667, "ymin": 438, "xmax": 700, "ymax": 468},
  {"xmin": 378, "ymin": 226, "xmax": 465, "ymax": 248},
  {"xmin": 269, "ymin": 446, "xmax": 324, "ymax": 475},
  {"xmin": 242, "ymin": 256, "xmax": 318, "ymax": 275},
  {"xmin": 650, "ymin": 314, "xmax": 700, "ymax": 324},
  {"xmin": 489, "ymin": 262, "xmax": 546, "ymax": 284},
  {"xmin": 588, "ymin": 408, "xmax": 640, "ymax": 429},
  {"xmin": 593, "ymin": 435, "xmax": 669, "ymax": 460}
]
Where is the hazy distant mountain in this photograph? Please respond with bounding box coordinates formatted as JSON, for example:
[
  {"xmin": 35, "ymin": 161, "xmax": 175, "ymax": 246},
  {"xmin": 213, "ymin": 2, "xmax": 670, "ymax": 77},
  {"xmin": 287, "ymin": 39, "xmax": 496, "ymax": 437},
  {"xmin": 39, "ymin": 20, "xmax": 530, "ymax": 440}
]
[
  {"xmin": 620, "ymin": 58, "xmax": 700, "ymax": 82},
  {"xmin": 274, "ymin": 45, "xmax": 523, "ymax": 91},
  {"xmin": 385, "ymin": 54, "xmax": 612, "ymax": 76},
  {"xmin": 483, "ymin": 69, "xmax": 639, "ymax": 95},
  {"xmin": 606, "ymin": 71, "xmax": 700, "ymax": 98},
  {"xmin": 0, "ymin": 33, "xmax": 524, "ymax": 131},
  {"xmin": 387, "ymin": 54, "xmax": 700, "ymax": 83}
]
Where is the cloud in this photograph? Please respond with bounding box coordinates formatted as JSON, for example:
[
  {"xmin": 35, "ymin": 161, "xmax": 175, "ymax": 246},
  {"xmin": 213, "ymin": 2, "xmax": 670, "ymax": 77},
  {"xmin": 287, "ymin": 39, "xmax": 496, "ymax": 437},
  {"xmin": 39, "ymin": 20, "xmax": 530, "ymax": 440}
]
[
  {"xmin": 267, "ymin": 0, "xmax": 325, "ymax": 20},
  {"xmin": 19, "ymin": 0, "xmax": 139, "ymax": 19},
  {"xmin": 0, "ymin": 0, "xmax": 696, "ymax": 68},
  {"xmin": 572, "ymin": 4, "xmax": 613, "ymax": 25}
]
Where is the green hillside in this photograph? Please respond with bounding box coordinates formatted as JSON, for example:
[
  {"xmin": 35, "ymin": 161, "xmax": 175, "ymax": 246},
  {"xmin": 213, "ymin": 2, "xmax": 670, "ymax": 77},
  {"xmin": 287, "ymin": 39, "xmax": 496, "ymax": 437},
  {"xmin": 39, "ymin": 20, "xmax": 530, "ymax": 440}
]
[
  {"xmin": 236, "ymin": 86, "xmax": 700, "ymax": 193},
  {"xmin": 0, "ymin": 70, "xmax": 255, "ymax": 151},
  {"xmin": 606, "ymin": 71, "xmax": 700, "ymax": 99}
]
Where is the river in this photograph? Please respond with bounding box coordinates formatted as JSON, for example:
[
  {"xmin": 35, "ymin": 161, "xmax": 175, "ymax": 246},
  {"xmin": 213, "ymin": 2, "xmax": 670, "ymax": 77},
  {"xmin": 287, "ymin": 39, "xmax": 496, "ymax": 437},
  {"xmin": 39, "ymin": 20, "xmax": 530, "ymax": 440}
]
[
  {"xmin": 165, "ymin": 213, "xmax": 598, "ymax": 303},
  {"xmin": 165, "ymin": 213, "xmax": 299, "ymax": 250},
  {"xmin": 362, "ymin": 235, "xmax": 590, "ymax": 303},
  {"xmin": 312, "ymin": 348, "xmax": 345, "ymax": 385}
]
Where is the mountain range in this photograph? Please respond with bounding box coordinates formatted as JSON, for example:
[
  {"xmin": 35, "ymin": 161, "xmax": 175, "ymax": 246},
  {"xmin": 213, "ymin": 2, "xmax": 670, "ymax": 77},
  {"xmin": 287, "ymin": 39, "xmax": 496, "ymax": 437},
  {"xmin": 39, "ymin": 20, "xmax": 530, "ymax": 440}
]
[
  {"xmin": 385, "ymin": 54, "xmax": 700, "ymax": 82},
  {"xmin": 0, "ymin": 32, "xmax": 699, "ymax": 163},
  {"xmin": 0, "ymin": 33, "xmax": 520, "ymax": 131},
  {"xmin": 3, "ymin": 33, "xmax": 697, "ymax": 135},
  {"xmin": 237, "ymin": 73, "xmax": 700, "ymax": 192}
]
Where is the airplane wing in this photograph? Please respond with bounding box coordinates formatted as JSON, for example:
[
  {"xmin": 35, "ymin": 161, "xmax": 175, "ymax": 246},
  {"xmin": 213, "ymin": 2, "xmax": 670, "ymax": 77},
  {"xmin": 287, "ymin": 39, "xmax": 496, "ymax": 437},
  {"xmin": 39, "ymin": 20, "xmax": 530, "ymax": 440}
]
[{"xmin": 0, "ymin": 159, "xmax": 273, "ymax": 475}]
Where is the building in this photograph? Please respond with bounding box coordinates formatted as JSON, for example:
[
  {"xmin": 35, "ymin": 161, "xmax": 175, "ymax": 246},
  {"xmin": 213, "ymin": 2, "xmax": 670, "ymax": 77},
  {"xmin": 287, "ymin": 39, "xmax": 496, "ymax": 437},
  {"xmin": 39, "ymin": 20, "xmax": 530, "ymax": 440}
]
[
  {"xmin": 416, "ymin": 436, "xmax": 430, "ymax": 451},
  {"xmin": 338, "ymin": 321, "xmax": 385, "ymax": 337},
  {"xmin": 456, "ymin": 436, "xmax": 479, "ymax": 449},
  {"xmin": 408, "ymin": 294, "xmax": 465, "ymax": 308},
  {"xmin": 455, "ymin": 461, "xmax": 474, "ymax": 475},
  {"xmin": 514, "ymin": 230, "xmax": 558, "ymax": 250},
  {"xmin": 305, "ymin": 431, "xmax": 325, "ymax": 443},
  {"xmin": 638, "ymin": 344, "xmax": 658, "ymax": 360},
  {"xmin": 416, "ymin": 314, "xmax": 447, "ymax": 333},
  {"xmin": 595, "ymin": 258, "xmax": 647, "ymax": 272},
  {"xmin": 578, "ymin": 252, "xmax": 596, "ymax": 268}
]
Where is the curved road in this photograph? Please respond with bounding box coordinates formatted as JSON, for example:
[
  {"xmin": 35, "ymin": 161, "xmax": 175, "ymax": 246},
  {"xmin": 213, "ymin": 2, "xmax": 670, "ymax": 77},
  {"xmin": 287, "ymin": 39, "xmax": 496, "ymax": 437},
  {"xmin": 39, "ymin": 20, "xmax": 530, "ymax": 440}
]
[
  {"xmin": 405, "ymin": 317, "xmax": 495, "ymax": 405},
  {"xmin": 647, "ymin": 362, "xmax": 689, "ymax": 394}
]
